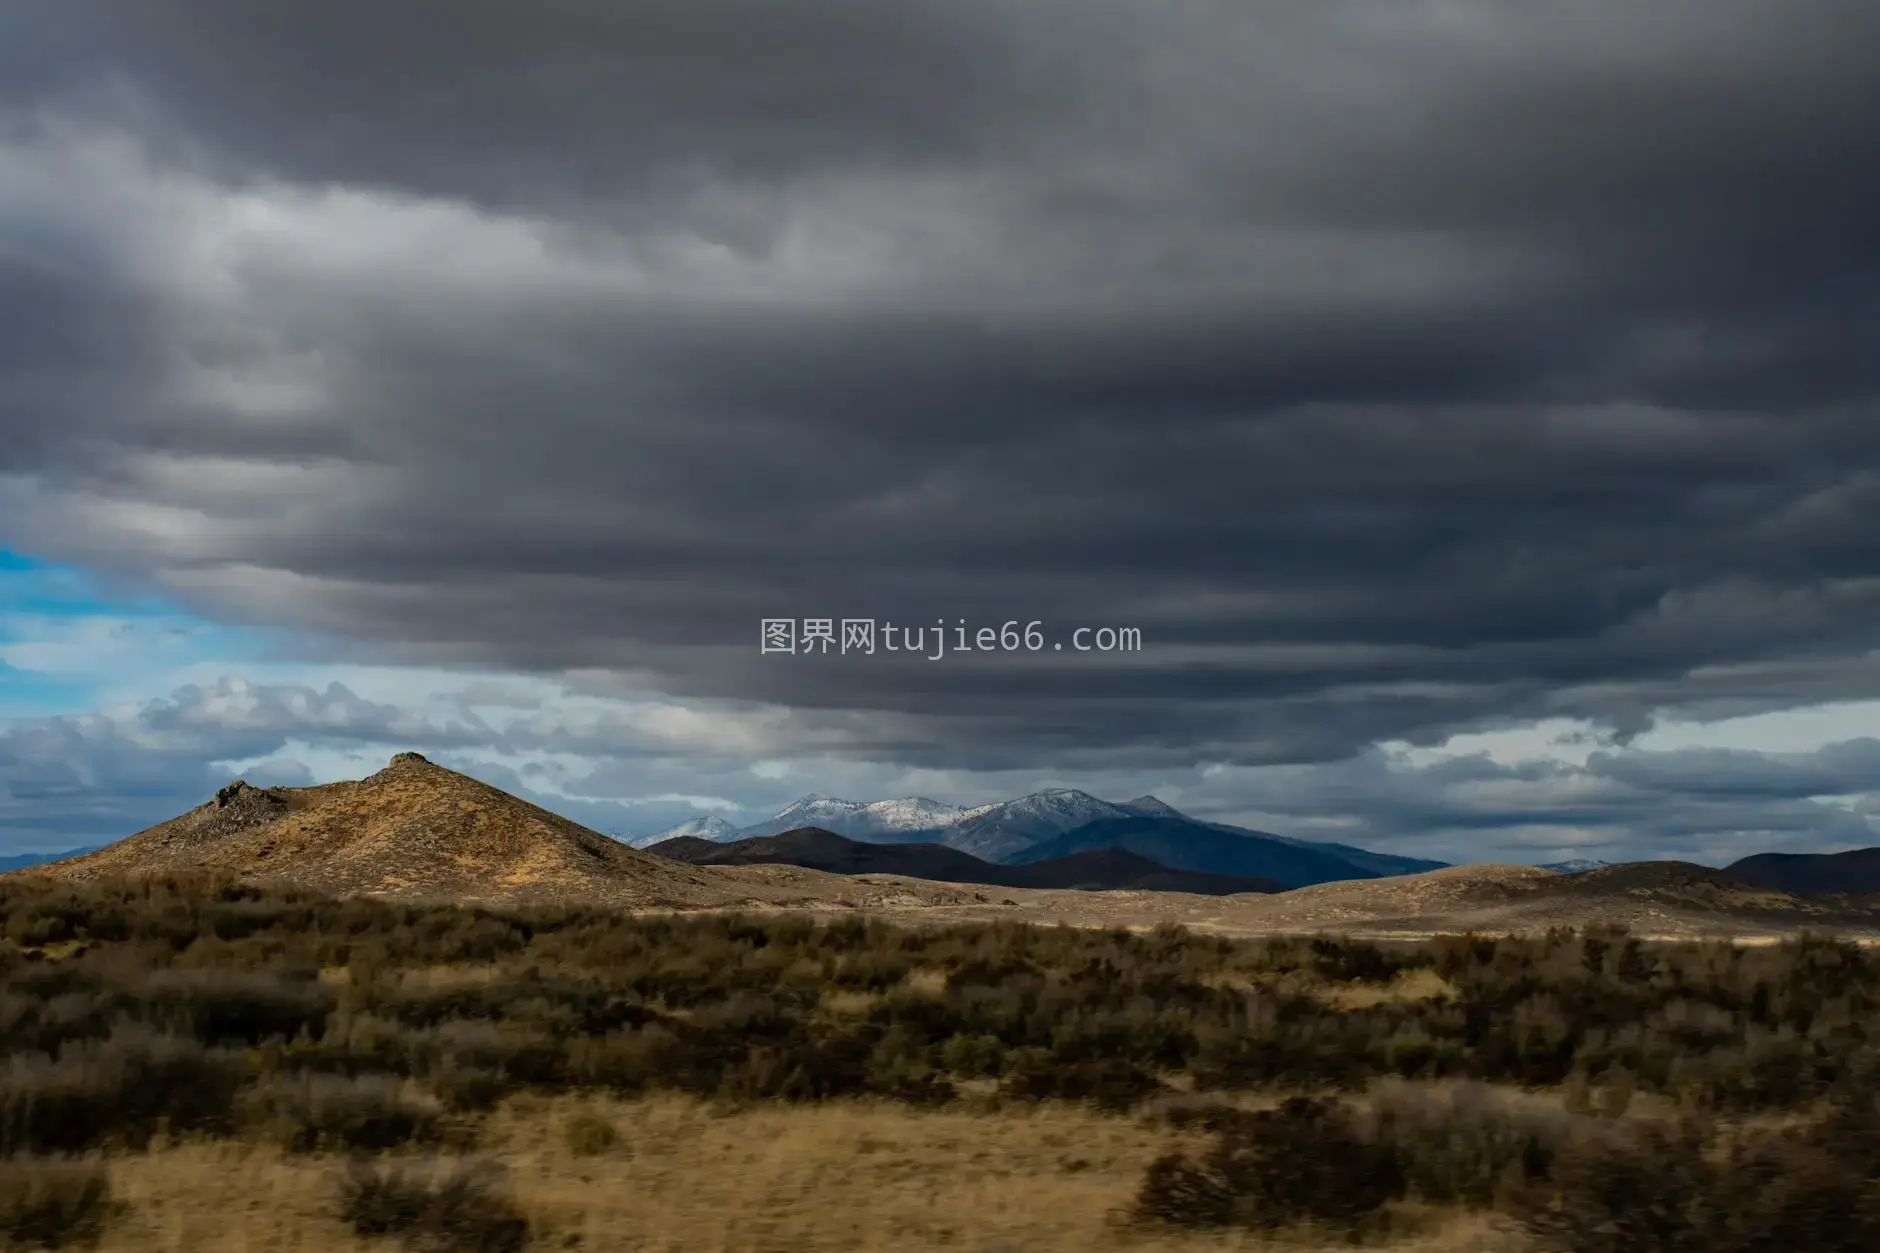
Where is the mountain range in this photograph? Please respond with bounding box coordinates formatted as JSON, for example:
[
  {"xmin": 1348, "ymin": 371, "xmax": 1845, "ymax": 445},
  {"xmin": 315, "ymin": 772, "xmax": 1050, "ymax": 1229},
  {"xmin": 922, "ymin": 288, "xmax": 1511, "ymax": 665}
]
[
  {"xmin": 11, "ymin": 753, "xmax": 1880, "ymax": 940},
  {"xmin": 632, "ymin": 789, "xmax": 1447, "ymax": 888},
  {"xmin": 649, "ymin": 827, "xmax": 1284, "ymax": 896}
]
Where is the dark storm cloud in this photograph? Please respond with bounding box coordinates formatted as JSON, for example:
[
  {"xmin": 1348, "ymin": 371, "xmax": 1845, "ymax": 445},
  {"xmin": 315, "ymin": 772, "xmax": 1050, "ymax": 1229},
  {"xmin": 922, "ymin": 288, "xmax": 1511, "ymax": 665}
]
[{"xmin": 5, "ymin": 1, "xmax": 1880, "ymax": 769}]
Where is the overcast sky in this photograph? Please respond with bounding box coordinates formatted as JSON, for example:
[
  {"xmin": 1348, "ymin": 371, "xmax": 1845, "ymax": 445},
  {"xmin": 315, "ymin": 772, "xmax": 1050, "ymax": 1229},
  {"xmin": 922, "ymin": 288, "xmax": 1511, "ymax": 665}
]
[{"xmin": 4, "ymin": 2, "xmax": 1880, "ymax": 866}]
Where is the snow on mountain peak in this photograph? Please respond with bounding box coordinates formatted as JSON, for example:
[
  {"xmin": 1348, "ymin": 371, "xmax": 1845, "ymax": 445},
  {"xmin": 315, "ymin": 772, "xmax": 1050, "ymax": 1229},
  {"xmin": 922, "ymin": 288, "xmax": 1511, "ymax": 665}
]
[
  {"xmin": 737, "ymin": 794, "xmax": 967, "ymax": 840},
  {"xmin": 995, "ymin": 788, "xmax": 1116, "ymax": 819},
  {"xmin": 626, "ymin": 814, "xmax": 739, "ymax": 848},
  {"xmin": 1540, "ymin": 858, "xmax": 1612, "ymax": 874},
  {"xmin": 775, "ymin": 794, "xmax": 861, "ymax": 816},
  {"xmin": 862, "ymin": 797, "xmax": 965, "ymax": 827}
]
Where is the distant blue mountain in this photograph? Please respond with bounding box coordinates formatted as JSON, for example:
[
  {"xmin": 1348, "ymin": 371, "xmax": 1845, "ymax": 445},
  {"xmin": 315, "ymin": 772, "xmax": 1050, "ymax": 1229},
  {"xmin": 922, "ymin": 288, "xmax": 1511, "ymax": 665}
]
[
  {"xmin": 1213, "ymin": 826, "xmax": 1447, "ymax": 878},
  {"xmin": 636, "ymin": 789, "xmax": 1444, "ymax": 888},
  {"xmin": 1008, "ymin": 816, "xmax": 1409, "ymax": 889},
  {"xmin": 0, "ymin": 847, "xmax": 98, "ymax": 872}
]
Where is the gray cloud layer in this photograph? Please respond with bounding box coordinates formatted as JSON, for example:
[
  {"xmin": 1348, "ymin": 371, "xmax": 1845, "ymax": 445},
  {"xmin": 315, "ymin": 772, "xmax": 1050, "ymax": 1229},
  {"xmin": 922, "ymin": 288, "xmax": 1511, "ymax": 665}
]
[{"xmin": 4, "ymin": 3, "xmax": 1880, "ymax": 771}]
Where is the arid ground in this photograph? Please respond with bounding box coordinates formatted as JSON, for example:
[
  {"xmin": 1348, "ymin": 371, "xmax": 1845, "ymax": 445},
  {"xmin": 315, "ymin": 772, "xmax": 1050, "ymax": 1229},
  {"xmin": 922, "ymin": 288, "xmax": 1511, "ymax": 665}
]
[{"xmin": 5, "ymin": 873, "xmax": 1880, "ymax": 1252}]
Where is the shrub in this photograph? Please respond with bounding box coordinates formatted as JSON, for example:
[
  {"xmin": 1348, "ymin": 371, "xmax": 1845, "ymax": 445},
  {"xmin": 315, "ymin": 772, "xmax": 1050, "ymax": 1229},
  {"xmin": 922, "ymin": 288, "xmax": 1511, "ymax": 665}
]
[
  {"xmin": 240, "ymin": 1074, "xmax": 443, "ymax": 1153},
  {"xmin": 937, "ymin": 1032, "xmax": 1005, "ymax": 1078},
  {"xmin": 1213, "ymin": 1098, "xmax": 1404, "ymax": 1232},
  {"xmin": 1135, "ymin": 1152, "xmax": 1234, "ymax": 1227},
  {"xmin": 1706, "ymin": 1134, "xmax": 1880, "ymax": 1253},
  {"xmin": 10, "ymin": 874, "xmax": 1880, "ymax": 1134},
  {"xmin": 562, "ymin": 1110, "xmax": 618, "ymax": 1158},
  {"xmin": 1000, "ymin": 1058, "xmax": 1165, "ymax": 1112},
  {"xmin": 1516, "ymin": 1120, "xmax": 1716, "ymax": 1253},
  {"xmin": 564, "ymin": 1028, "xmax": 668, "ymax": 1093},
  {"xmin": 136, "ymin": 969, "xmax": 332, "ymax": 1046},
  {"xmin": 338, "ymin": 1159, "xmax": 529, "ymax": 1253},
  {"xmin": 1135, "ymin": 1097, "xmax": 1402, "ymax": 1235},
  {"xmin": 1365, "ymin": 1080, "xmax": 1568, "ymax": 1207},
  {"xmin": 416, "ymin": 1021, "xmax": 562, "ymax": 1087},
  {"xmin": 0, "ymin": 1032, "xmax": 246, "ymax": 1154},
  {"xmin": 0, "ymin": 1155, "xmax": 113, "ymax": 1249},
  {"xmin": 428, "ymin": 1067, "xmax": 510, "ymax": 1114}
]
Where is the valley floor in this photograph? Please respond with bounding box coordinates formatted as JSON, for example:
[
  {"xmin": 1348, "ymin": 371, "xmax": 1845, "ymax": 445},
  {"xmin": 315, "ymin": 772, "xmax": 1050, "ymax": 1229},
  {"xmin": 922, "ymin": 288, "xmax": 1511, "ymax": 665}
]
[{"xmin": 83, "ymin": 1094, "xmax": 1528, "ymax": 1253}]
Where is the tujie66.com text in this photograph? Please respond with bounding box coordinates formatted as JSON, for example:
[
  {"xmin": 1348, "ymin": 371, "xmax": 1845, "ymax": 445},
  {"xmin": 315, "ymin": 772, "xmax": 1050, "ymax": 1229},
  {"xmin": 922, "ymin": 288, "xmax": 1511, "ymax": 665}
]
[{"xmin": 760, "ymin": 618, "xmax": 1142, "ymax": 659}]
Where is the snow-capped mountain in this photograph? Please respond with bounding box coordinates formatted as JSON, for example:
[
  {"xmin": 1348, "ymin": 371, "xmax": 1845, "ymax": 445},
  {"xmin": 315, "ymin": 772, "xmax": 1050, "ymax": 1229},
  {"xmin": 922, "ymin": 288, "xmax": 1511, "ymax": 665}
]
[
  {"xmin": 733, "ymin": 794, "xmax": 967, "ymax": 841},
  {"xmin": 638, "ymin": 788, "xmax": 1174, "ymax": 856},
  {"xmin": 625, "ymin": 815, "xmax": 740, "ymax": 848},
  {"xmin": 631, "ymin": 787, "xmax": 1445, "ymax": 887},
  {"xmin": 939, "ymin": 789, "xmax": 1136, "ymax": 862},
  {"xmin": 1540, "ymin": 858, "xmax": 1613, "ymax": 874}
]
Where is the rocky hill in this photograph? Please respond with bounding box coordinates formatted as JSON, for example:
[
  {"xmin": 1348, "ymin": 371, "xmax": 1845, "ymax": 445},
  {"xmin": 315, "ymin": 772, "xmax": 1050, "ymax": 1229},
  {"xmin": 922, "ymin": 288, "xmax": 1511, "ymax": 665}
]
[{"xmin": 38, "ymin": 753, "xmax": 746, "ymax": 909}]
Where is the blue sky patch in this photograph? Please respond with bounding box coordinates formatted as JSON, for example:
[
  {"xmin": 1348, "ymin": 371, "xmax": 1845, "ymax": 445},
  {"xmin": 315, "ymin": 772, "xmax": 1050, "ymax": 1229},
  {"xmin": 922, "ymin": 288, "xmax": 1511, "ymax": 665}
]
[{"xmin": 0, "ymin": 548, "xmax": 273, "ymax": 719}]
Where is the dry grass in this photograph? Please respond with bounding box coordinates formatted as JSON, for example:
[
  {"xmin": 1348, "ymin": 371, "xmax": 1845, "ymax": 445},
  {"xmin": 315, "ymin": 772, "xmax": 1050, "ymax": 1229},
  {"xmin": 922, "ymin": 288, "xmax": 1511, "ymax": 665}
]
[
  {"xmin": 902, "ymin": 966, "xmax": 951, "ymax": 996},
  {"xmin": 1317, "ymin": 969, "xmax": 1457, "ymax": 1010},
  {"xmin": 76, "ymin": 1096, "xmax": 1530, "ymax": 1253},
  {"xmin": 815, "ymin": 989, "xmax": 881, "ymax": 1016}
]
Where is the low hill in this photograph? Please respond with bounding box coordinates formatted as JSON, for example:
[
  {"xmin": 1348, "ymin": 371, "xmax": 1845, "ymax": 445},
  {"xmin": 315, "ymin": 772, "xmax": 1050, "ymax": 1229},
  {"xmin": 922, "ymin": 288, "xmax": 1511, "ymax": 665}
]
[
  {"xmin": 1007, "ymin": 816, "xmax": 1384, "ymax": 888},
  {"xmin": 947, "ymin": 860, "xmax": 1880, "ymax": 939},
  {"xmin": 1225, "ymin": 860, "xmax": 1880, "ymax": 937},
  {"xmin": 649, "ymin": 827, "xmax": 1282, "ymax": 895},
  {"xmin": 1525, "ymin": 861, "xmax": 1777, "ymax": 905},
  {"xmin": 1727, "ymin": 847, "xmax": 1880, "ymax": 895},
  {"xmin": 34, "ymin": 753, "xmax": 747, "ymax": 909},
  {"xmin": 640, "ymin": 835, "xmax": 726, "ymax": 862}
]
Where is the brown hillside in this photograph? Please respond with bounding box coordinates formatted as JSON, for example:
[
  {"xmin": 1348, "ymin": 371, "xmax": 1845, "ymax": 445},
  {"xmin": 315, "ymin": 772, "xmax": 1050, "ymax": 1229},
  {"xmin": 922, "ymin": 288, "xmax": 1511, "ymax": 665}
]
[
  {"xmin": 1214, "ymin": 862, "xmax": 1556, "ymax": 929},
  {"xmin": 1219, "ymin": 859, "xmax": 1880, "ymax": 938},
  {"xmin": 902, "ymin": 860, "xmax": 1880, "ymax": 940},
  {"xmin": 41, "ymin": 753, "xmax": 743, "ymax": 909}
]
